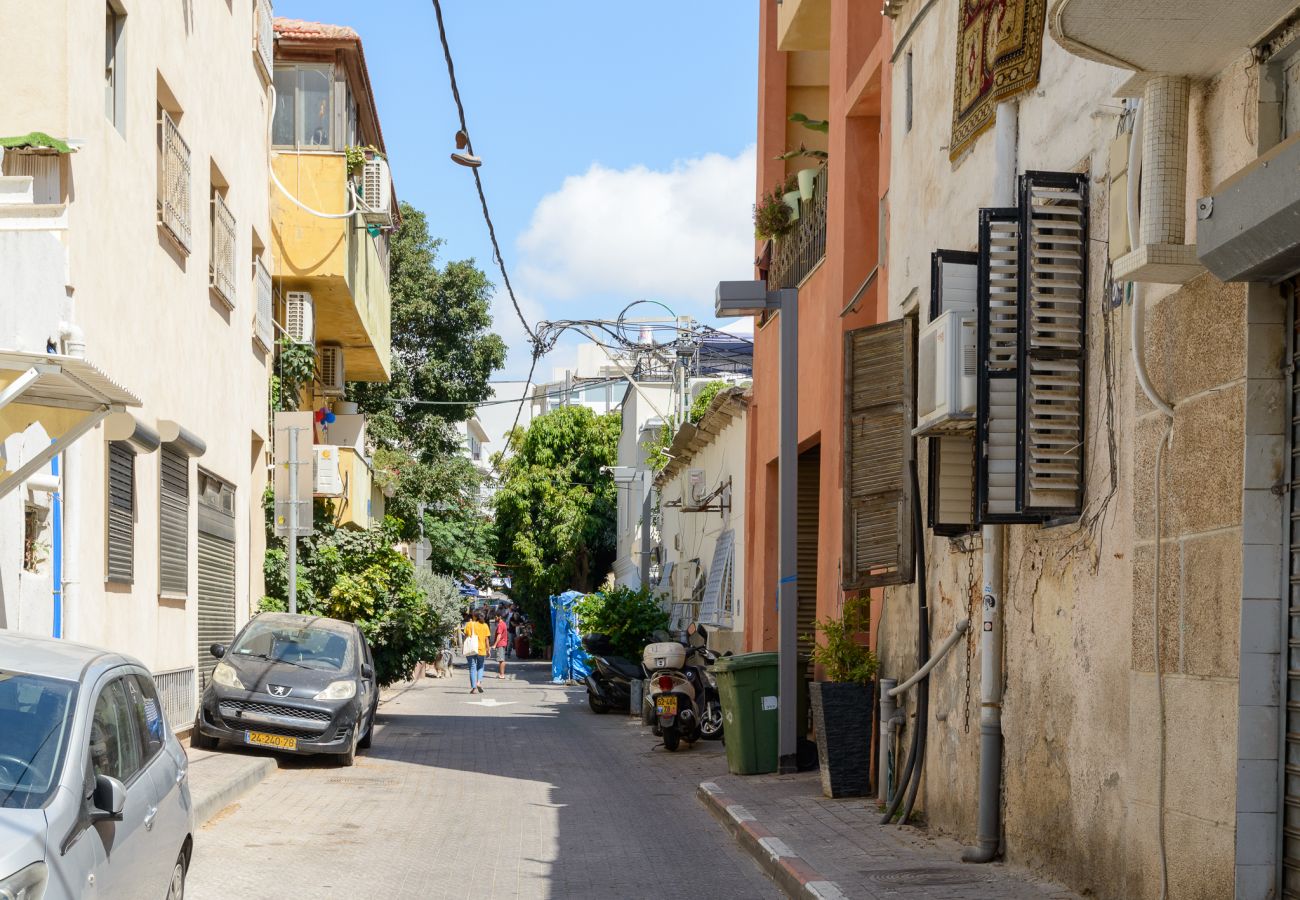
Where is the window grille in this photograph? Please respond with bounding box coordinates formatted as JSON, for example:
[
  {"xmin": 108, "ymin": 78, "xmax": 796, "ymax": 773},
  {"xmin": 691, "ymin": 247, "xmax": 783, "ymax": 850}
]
[
  {"xmin": 210, "ymin": 191, "xmax": 237, "ymax": 306},
  {"xmin": 158, "ymin": 110, "xmax": 192, "ymax": 253}
]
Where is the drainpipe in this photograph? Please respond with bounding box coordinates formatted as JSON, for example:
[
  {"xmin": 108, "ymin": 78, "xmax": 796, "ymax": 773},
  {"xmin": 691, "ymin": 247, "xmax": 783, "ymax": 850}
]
[
  {"xmin": 963, "ymin": 100, "xmax": 1016, "ymax": 865},
  {"xmin": 58, "ymin": 321, "xmax": 85, "ymax": 642},
  {"xmin": 878, "ymin": 678, "xmax": 901, "ymax": 805}
]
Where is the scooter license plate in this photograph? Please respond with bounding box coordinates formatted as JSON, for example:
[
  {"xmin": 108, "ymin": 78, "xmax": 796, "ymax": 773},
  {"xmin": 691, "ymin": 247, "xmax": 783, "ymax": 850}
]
[{"xmin": 656, "ymin": 696, "xmax": 677, "ymax": 716}]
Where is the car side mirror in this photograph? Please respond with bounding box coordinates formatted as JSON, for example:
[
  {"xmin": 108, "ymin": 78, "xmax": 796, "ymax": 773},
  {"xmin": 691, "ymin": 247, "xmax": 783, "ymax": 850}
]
[
  {"xmin": 361, "ymin": 663, "xmax": 374, "ymax": 679},
  {"xmin": 90, "ymin": 774, "xmax": 125, "ymax": 822},
  {"xmin": 209, "ymin": 643, "xmax": 226, "ymax": 659}
]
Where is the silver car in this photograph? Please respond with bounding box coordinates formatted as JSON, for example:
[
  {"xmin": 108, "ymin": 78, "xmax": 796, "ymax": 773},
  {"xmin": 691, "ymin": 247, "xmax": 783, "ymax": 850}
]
[{"xmin": 0, "ymin": 633, "xmax": 193, "ymax": 900}]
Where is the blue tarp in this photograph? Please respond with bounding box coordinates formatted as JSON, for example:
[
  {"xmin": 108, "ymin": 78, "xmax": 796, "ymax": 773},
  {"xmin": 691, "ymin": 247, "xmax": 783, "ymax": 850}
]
[{"xmin": 550, "ymin": 590, "xmax": 592, "ymax": 684}]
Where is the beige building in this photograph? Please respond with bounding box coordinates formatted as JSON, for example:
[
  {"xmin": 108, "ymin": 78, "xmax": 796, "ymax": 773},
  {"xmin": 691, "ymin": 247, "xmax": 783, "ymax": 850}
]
[
  {"xmin": 0, "ymin": 0, "xmax": 278, "ymax": 726},
  {"xmin": 859, "ymin": 0, "xmax": 1300, "ymax": 897}
]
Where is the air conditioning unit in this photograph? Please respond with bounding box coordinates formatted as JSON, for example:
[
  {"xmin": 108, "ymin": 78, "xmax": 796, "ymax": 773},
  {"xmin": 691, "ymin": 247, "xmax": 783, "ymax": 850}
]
[
  {"xmin": 687, "ymin": 468, "xmax": 707, "ymax": 505},
  {"xmin": 359, "ymin": 157, "xmax": 393, "ymax": 227},
  {"xmin": 914, "ymin": 310, "xmax": 977, "ymax": 437},
  {"xmin": 312, "ymin": 445, "xmax": 343, "ymax": 496},
  {"xmin": 319, "ymin": 344, "xmax": 345, "ymax": 397},
  {"xmin": 285, "ymin": 291, "xmax": 314, "ymax": 343}
]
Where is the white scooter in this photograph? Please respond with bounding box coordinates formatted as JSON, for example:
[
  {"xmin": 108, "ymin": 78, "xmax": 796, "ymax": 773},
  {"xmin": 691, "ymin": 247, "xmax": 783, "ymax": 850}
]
[{"xmin": 642, "ymin": 636, "xmax": 699, "ymax": 752}]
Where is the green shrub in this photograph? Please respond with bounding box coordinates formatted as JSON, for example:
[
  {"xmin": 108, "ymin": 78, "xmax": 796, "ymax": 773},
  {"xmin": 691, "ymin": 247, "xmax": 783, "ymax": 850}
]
[
  {"xmin": 574, "ymin": 585, "xmax": 670, "ymax": 662},
  {"xmin": 807, "ymin": 597, "xmax": 878, "ymax": 685}
]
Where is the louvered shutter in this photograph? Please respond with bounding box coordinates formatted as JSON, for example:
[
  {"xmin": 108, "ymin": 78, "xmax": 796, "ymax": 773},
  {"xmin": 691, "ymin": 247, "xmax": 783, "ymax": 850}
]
[
  {"xmin": 699, "ymin": 529, "xmax": 735, "ymax": 625},
  {"xmin": 106, "ymin": 442, "xmax": 135, "ymax": 584},
  {"xmin": 842, "ymin": 318, "xmax": 915, "ymax": 589},
  {"xmin": 159, "ymin": 447, "xmax": 189, "ymax": 597},
  {"xmin": 196, "ymin": 472, "xmax": 236, "ymax": 690},
  {"xmin": 1018, "ymin": 171, "xmax": 1088, "ymax": 518},
  {"xmin": 926, "ymin": 251, "xmax": 978, "ymax": 535},
  {"xmin": 976, "ymin": 208, "xmax": 1030, "ymax": 522}
]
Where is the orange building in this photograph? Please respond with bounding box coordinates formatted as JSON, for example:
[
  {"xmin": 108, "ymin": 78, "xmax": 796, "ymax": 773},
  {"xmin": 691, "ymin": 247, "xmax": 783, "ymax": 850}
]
[{"xmin": 743, "ymin": 0, "xmax": 892, "ymax": 657}]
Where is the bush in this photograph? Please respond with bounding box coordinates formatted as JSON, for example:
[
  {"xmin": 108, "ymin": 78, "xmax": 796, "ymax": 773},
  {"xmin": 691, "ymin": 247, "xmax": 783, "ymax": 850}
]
[
  {"xmin": 807, "ymin": 597, "xmax": 878, "ymax": 685},
  {"xmin": 574, "ymin": 585, "xmax": 670, "ymax": 662},
  {"xmin": 753, "ymin": 182, "xmax": 793, "ymax": 240}
]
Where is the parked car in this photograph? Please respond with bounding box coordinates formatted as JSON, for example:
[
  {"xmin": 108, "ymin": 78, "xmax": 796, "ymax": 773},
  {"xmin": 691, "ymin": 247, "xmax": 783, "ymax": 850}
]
[
  {"xmin": 0, "ymin": 632, "xmax": 193, "ymax": 900},
  {"xmin": 192, "ymin": 612, "xmax": 378, "ymax": 766}
]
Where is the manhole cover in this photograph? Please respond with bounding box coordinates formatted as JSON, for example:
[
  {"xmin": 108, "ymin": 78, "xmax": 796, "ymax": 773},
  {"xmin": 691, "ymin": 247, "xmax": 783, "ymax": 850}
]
[{"xmin": 865, "ymin": 867, "xmax": 991, "ymax": 886}]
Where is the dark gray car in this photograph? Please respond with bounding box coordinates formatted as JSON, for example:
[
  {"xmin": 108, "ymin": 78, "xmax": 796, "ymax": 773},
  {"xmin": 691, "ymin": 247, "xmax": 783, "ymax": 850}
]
[{"xmin": 192, "ymin": 613, "xmax": 378, "ymax": 766}]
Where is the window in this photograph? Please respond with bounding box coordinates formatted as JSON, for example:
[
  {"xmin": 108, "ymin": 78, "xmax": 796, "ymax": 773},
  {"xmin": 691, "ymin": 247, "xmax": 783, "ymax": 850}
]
[
  {"xmin": 158, "ymin": 446, "xmax": 189, "ymax": 598},
  {"xmin": 106, "ymin": 442, "xmax": 135, "ymax": 584},
  {"xmin": 124, "ymin": 675, "xmax": 165, "ymax": 761},
  {"xmin": 0, "ymin": 672, "xmax": 76, "ymax": 810},
  {"xmin": 89, "ymin": 678, "xmax": 144, "ymax": 783},
  {"xmin": 272, "ymin": 64, "xmax": 334, "ymax": 148},
  {"xmin": 210, "ymin": 185, "xmax": 237, "ymax": 306},
  {"xmin": 904, "ymin": 50, "xmax": 913, "ymax": 134},
  {"xmin": 158, "ymin": 105, "xmax": 192, "ymax": 254},
  {"xmin": 105, "ymin": 3, "xmax": 125, "ymax": 131},
  {"xmin": 469, "ymin": 435, "xmax": 482, "ymax": 461}
]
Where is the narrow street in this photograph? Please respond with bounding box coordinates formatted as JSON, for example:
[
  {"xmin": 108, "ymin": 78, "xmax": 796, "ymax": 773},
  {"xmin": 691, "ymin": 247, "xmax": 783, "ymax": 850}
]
[{"xmin": 186, "ymin": 661, "xmax": 781, "ymax": 900}]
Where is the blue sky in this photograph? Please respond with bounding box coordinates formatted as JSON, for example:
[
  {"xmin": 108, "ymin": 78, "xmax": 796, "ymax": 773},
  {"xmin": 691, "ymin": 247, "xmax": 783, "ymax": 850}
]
[{"xmin": 277, "ymin": 1, "xmax": 759, "ymax": 395}]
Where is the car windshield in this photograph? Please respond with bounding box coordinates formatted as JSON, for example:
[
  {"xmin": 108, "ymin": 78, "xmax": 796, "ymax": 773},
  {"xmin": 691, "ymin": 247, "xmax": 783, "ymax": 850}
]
[
  {"xmin": 0, "ymin": 671, "xmax": 76, "ymax": 809},
  {"xmin": 231, "ymin": 620, "xmax": 354, "ymax": 672}
]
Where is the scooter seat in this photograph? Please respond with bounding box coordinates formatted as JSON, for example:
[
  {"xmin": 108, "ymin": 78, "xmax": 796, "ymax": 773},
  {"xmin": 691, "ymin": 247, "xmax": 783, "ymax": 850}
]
[{"xmin": 608, "ymin": 657, "xmax": 644, "ymax": 680}]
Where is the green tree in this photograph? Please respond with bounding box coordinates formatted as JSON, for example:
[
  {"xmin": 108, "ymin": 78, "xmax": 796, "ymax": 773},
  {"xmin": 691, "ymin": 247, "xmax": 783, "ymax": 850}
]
[
  {"xmin": 349, "ymin": 202, "xmax": 507, "ymax": 461},
  {"xmin": 492, "ymin": 406, "xmax": 621, "ymax": 628},
  {"xmin": 574, "ymin": 585, "xmax": 670, "ymax": 662}
]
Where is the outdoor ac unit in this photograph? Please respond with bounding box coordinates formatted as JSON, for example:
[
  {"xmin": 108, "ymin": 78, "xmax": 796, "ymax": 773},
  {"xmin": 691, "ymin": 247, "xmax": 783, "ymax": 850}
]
[
  {"xmin": 914, "ymin": 310, "xmax": 977, "ymax": 437},
  {"xmin": 359, "ymin": 157, "xmax": 393, "ymax": 227},
  {"xmin": 285, "ymin": 291, "xmax": 314, "ymax": 343},
  {"xmin": 319, "ymin": 344, "xmax": 345, "ymax": 397},
  {"xmin": 313, "ymin": 445, "xmax": 343, "ymax": 496},
  {"xmin": 687, "ymin": 468, "xmax": 707, "ymax": 505}
]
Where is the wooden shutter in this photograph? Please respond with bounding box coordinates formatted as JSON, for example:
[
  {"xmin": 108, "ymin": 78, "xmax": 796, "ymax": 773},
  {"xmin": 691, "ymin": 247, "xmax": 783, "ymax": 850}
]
[
  {"xmin": 106, "ymin": 442, "xmax": 135, "ymax": 584},
  {"xmin": 159, "ymin": 447, "xmax": 189, "ymax": 597},
  {"xmin": 926, "ymin": 251, "xmax": 978, "ymax": 535},
  {"xmin": 842, "ymin": 318, "xmax": 915, "ymax": 589},
  {"xmin": 1018, "ymin": 171, "xmax": 1088, "ymax": 518}
]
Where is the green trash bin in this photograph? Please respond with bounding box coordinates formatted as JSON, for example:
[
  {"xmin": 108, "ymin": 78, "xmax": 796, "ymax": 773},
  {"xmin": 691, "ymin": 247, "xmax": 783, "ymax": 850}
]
[{"xmin": 713, "ymin": 652, "xmax": 780, "ymax": 775}]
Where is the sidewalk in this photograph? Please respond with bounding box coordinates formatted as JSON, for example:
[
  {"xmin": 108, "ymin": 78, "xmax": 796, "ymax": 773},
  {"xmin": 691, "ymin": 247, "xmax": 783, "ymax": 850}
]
[{"xmin": 698, "ymin": 771, "xmax": 1081, "ymax": 900}]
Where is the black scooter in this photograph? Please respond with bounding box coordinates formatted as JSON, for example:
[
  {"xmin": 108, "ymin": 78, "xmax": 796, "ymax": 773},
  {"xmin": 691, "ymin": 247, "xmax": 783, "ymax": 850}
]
[{"xmin": 582, "ymin": 633, "xmax": 645, "ymax": 714}]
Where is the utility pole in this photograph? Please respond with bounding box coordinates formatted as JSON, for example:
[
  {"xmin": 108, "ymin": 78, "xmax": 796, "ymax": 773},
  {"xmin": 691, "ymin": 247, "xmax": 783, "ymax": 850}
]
[{"xmin": 286, "ymin": 424, "xmax": 304, "ymax": 614}]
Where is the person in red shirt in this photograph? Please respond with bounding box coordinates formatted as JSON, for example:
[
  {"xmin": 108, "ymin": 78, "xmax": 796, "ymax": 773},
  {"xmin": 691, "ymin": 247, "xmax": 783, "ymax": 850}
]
[{"xmin": 492, "ymin": 613, "xmax": 510, "ymax": 679}]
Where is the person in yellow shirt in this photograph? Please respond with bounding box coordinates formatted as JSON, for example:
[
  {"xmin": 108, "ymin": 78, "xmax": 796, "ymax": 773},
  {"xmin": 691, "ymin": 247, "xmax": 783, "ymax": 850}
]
[{"xmin": 463, "ymin": 611, "xmax": 491, "ymax": 694}]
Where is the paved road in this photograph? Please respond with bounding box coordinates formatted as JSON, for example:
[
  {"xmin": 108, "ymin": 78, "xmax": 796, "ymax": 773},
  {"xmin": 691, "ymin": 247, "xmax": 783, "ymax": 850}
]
[{"xmin": 186, "ymin": 660, "xmax": 780, "ymax": 900}]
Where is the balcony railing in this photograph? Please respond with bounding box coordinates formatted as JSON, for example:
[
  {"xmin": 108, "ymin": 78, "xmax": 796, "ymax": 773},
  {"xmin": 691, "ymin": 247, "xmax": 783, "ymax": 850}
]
[
  {"xmin": 253, "ymin": 255, "xmax": 274, "ymax": 350},
  {"xmin": 210, "ymin": 192, "xmax": 237, "ymax": 306},
  {"xmin": 158, "ymin": 110, "xmax": 192, "ymax": 253},
  {"xmin": 254, "ymin": 0, "xmax": 274, "ymax": 79},
  {"xmin": 769, "ymin": 164, "xmax": 828, "ymax": 290}
]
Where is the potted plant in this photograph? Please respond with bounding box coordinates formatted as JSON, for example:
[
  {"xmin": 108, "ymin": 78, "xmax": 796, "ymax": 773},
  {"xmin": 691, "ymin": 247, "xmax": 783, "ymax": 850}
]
[
  {"xmin": 781, "ymin": 173, "xmax": 802, "ymax": 223},
  {"xmin": 776, "ymin": 113, "xmax": 830, "ymax": 202},
  {"xmin": 807, "ymin": 597, "xmax": 878, "ymax": 798},
  {"xmin": 753, "ymin": 182, "xmax": 794, "ymax": 241}
]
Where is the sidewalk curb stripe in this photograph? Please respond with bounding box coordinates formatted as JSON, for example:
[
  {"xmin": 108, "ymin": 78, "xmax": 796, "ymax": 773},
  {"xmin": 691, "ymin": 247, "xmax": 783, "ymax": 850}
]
[{"xmin": 696, "ymin": 781, "xmax": 848, "ymax": 900}]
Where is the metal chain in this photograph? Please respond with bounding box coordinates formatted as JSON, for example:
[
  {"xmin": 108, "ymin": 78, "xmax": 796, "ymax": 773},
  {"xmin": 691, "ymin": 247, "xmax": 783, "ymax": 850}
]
[{"xmin": 962, "ymin": 558, "xmax": 977, "ymax": 734}]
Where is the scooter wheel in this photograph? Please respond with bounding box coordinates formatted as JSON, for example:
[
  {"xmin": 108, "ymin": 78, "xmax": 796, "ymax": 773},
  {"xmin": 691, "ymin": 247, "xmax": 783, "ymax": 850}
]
[
  {"xmin": 588, "ymin": 691, "xmax": 609, "ymax": 714},
  {"xmin": 663, "ymin": 728, "xmax": 681, "ymax": 752}
]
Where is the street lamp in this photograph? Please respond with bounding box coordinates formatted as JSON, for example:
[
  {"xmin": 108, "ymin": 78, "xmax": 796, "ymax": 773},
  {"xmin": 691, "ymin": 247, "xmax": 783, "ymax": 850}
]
[{"xmin": 715, "ymin": 279, "xmax": 799, "ymax": 773}]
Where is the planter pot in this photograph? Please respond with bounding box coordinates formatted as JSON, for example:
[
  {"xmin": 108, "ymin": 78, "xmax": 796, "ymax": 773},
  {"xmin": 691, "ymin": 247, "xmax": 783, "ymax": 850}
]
[
  {"xmin": 796, "ymin": 167, "xmax": 817, "ymax": 202},
  {"xmin": 782, "ymin": 190, "xmax": 802, "ymax": 222},
  {"xmin": 809, "ymin": 681, "xmax": 874, "ymax": 798}
]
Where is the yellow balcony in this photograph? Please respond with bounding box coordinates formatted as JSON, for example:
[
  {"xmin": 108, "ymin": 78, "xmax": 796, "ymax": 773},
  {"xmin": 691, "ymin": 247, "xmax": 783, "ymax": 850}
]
[
  {"xmin": 777, "ymin": 0, "xmax": 829, "ymax": 51},
  {"xmin": 334, "ymin": 446, "xmax": 385, "ymax": 530},
  {"xmin": 271, "ymin": 152, "xmax": 391, "ymax": 382}
]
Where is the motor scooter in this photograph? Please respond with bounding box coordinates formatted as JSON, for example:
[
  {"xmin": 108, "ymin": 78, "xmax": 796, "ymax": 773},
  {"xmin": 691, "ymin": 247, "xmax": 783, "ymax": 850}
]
[
  {"xmin": 581, "ymin": 633, "xmax": 644, "ymax": 714},
  {"xmin": 643, "ymin": 638, "xmax": 698, "ymax": 751},
  {"xmin": 684, "ymin": 623, "xmax": 726, "ymax": 741}
]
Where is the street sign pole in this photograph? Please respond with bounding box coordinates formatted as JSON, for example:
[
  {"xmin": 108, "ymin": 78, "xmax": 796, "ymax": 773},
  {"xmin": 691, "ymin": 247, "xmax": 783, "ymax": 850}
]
[{"xmin": 287, "ymin": 425, "xmax": 302, "ymax": 614}]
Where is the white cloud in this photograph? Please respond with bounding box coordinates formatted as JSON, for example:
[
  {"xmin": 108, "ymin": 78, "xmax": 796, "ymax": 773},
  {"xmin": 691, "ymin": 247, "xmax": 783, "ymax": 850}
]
[{"xmin": 517, "ymin": 147, "xmax": 757, "ymax": 304}]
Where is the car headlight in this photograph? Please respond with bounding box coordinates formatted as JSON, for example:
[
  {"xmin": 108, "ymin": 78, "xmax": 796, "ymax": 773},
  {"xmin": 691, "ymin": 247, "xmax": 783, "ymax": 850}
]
[
  {"xmin": 0, "ymin": 860, "xmax": 48, "ymax": 900},
  {"xmin": 211, "ymin": 661, "xmax": 243, "ymax": 689},
  {"xmin": 314, "ymin": 680, "xmax": 356, "ymax": 701}
]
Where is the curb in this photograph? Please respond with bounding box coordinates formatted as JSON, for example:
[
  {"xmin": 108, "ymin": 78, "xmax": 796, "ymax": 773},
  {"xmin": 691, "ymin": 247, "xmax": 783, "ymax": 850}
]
[
  {"xmin": 698, "ymin": 781, "xmax": 848, "ymax": 900},
  {"xmin": 190, "ymin": 754, "xmax": 277, "ymax": 826}
]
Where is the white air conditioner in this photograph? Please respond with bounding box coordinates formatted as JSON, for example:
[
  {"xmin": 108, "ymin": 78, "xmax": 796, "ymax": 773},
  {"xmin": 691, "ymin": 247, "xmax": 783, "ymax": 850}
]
[
  {"xmin": 312, "ymin": 445, "xmax": 343, "ymax": 496},
  {"xmin": 914, "ymin": 310, "xmax": 977, "ymax": 436},
  {"xmin": 319, "ymin": 344, "xmax": 345, "ymax": 397},
  {"xmin": 285, "ymin": 291, "xmax": 314, "ymax": 343},
  {"xmin": 359, "ymin": 157, "xmax": 393, "ymax": 227},
  {"xmin": 687, "ymin": 468, "xmax": 707, "ymax": 505}
]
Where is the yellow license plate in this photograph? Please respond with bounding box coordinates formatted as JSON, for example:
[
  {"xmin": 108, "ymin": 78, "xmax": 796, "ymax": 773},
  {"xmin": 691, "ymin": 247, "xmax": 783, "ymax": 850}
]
[
  {"xmin": 245, "ymin": 731, "xmax": 297, "ymax": 751},
  {"xmin": 656, "ymin": 696, "xmax": 677, "ymax": 716}
]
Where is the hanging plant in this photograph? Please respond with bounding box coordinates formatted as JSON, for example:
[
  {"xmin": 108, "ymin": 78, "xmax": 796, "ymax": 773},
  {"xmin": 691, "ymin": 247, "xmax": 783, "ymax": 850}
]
[
  {"xmin": 754, "ymin": 182, "xmax": 794, "ymax": 240},
  {"xmin": 276, "ymin": 338, "xmax": 317, "ymax": 411}
]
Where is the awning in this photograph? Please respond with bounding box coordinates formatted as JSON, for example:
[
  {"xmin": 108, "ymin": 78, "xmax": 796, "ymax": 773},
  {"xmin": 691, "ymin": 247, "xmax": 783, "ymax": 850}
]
[{"xmin": 0, "ymin": 350, "xmax": 141, "ymax": 497}]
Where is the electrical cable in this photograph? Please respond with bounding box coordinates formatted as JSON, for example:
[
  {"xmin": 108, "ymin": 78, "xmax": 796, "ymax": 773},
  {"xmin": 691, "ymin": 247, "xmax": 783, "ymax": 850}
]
[{"xmin": 1152, "ymin": 419, "xmax": 1173, "ymax": 900}]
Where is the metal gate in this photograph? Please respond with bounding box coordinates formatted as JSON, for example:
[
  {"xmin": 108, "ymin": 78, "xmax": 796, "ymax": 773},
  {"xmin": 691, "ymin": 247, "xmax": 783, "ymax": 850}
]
[{"xmin": 196, "ymin": 471, "xmax": 236, "ymax": 691}]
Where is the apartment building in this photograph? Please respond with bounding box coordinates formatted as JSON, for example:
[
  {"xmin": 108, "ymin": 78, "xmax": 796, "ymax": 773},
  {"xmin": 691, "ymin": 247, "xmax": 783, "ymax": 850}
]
[{"xmin": 0, "ymin": 0, "xmax": 277, "ymax": 726}]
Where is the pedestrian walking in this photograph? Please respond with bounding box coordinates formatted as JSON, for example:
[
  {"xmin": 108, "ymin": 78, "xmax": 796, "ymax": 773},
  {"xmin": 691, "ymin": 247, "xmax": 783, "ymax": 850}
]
[
  {"xmin": 493, "ymin": 612, "xmax": 510, "ymax": 679},
  {"xmin": 463, "ymin": 611, "xmax": 490, "ymax": 693},
  {"xmin": 506, "ymin": 607, "xmax": 517, "ymax": 659}
]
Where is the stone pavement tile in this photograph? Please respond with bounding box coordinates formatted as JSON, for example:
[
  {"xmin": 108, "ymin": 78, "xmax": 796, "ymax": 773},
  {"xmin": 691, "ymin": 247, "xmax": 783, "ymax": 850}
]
[{"xmin": 701, "ymin": 771, "xmax": 1083, "ymax": 900}]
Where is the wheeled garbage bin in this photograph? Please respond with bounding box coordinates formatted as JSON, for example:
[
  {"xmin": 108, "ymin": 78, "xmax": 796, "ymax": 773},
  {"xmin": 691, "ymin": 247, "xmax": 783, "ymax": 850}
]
[{"xmin": 713, "ymin": 652, "xmax": 780, "ymax": 775}]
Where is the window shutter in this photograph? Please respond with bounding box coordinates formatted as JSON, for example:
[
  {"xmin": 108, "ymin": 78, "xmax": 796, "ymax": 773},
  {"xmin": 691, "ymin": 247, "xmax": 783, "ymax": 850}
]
[
  {"xmin": 699, "ymin": 529, "xmax": 735, "ymax": 625},
  {"xmin": 107, "ymin": 442, "xmax": 135, "ymax": 584},
  {"xmin": 926, "ymin": 251, "xmax": 978, "ymax": 535},
  {"xmin": 159, "ymin": 447, "xmax": 189, "ymax": 597},
  {"xmin": 1018, "ymin": 171, "xmax": 1088, "ymax": 518},
  {"xmin": 976, "ymin": 208, "xmax": 1029, "ymax": 523},
  {"xmin": 842, "ymin": 318, "xmax": 915, "ymax": 589}
]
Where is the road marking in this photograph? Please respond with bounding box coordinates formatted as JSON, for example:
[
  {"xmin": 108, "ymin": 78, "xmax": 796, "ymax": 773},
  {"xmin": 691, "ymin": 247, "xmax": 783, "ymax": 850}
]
[{"xmin": 465, "ymin": 698, "xmax": 517, "ymax": 707}]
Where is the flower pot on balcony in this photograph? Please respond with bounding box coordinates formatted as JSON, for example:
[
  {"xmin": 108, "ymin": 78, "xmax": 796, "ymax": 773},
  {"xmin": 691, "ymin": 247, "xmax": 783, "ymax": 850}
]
[
  {"xmin": 809, "ymin": 680, "xmax": 874, "ymax": 798},
  {"xmin": 783, "ymin": 190, "xmax": 802, "ymax": 223},
  {"xmin": 797, "ymin": 167, "xmax": 817, "ymax": 202}
]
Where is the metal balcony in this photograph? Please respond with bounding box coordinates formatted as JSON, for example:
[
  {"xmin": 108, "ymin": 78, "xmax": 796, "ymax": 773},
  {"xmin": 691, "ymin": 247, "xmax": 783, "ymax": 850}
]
[{"xmin": 769, "ymin": 165, "xmax": 827, "ymax": 291}]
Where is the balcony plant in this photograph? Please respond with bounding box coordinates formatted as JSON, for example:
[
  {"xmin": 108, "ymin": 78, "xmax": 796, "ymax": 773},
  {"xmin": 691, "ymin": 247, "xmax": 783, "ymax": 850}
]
[
  {"xmin": 781, "ymin": 173, "xmax": 802, "ymax": 223},
  {"xmin": 344, "ymin": 144, "xmax": 385, "ymax": 176},
  {"xmin": 807, "ymin": 596, "xmax": 878, "ymax": 798},
  {"xmin": 753, "ymin": 182, "xmax": 794, "ymax": 241},
  {"xmin": 776, "ymin": 113, "xmax": 830, "ymax": 201}
]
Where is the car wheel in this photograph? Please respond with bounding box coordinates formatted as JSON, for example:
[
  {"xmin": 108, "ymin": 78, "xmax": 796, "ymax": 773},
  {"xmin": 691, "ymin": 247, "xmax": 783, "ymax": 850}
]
[
  {"xmin": 166, "ymin": 852, "xmax": 186, "ymax": 900},
  {"xmin": 189, "ymin": 713, "xmax": 217, "ymax": 751},
  {"xmin": 336, "ymin": 732, "xmax": 357, "ymax": 767},
  {"xmin": 357, "ymin": 711, "xmax": 374, "ymax": 750}
]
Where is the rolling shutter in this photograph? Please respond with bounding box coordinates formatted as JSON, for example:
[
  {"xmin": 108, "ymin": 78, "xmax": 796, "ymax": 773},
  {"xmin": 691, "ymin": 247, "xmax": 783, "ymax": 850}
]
[
  {"xmin": 842, "ymin": 318, "xmax": 915, "ymax": 589},
  {"xmin": 106, "ymin": 442, "xmax": 135, "ymax": 584},
  {"xmin": 1018, "ymin": 171, "xmax": 1088, "ymax": 518},
  {"xmin": 927, "ymin": 251, "xmax": 978, "ymax": 535},
  {"xmin": 196, "ymin": 472, "xmax": 236, "ymax": 689},
  {"xmin": 797, "ymin": 449, "xmax": 821, "ymax": 669},
  {"xmin": 158, "ymin": 447, "xmax": 189, "ymax": 597}
]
